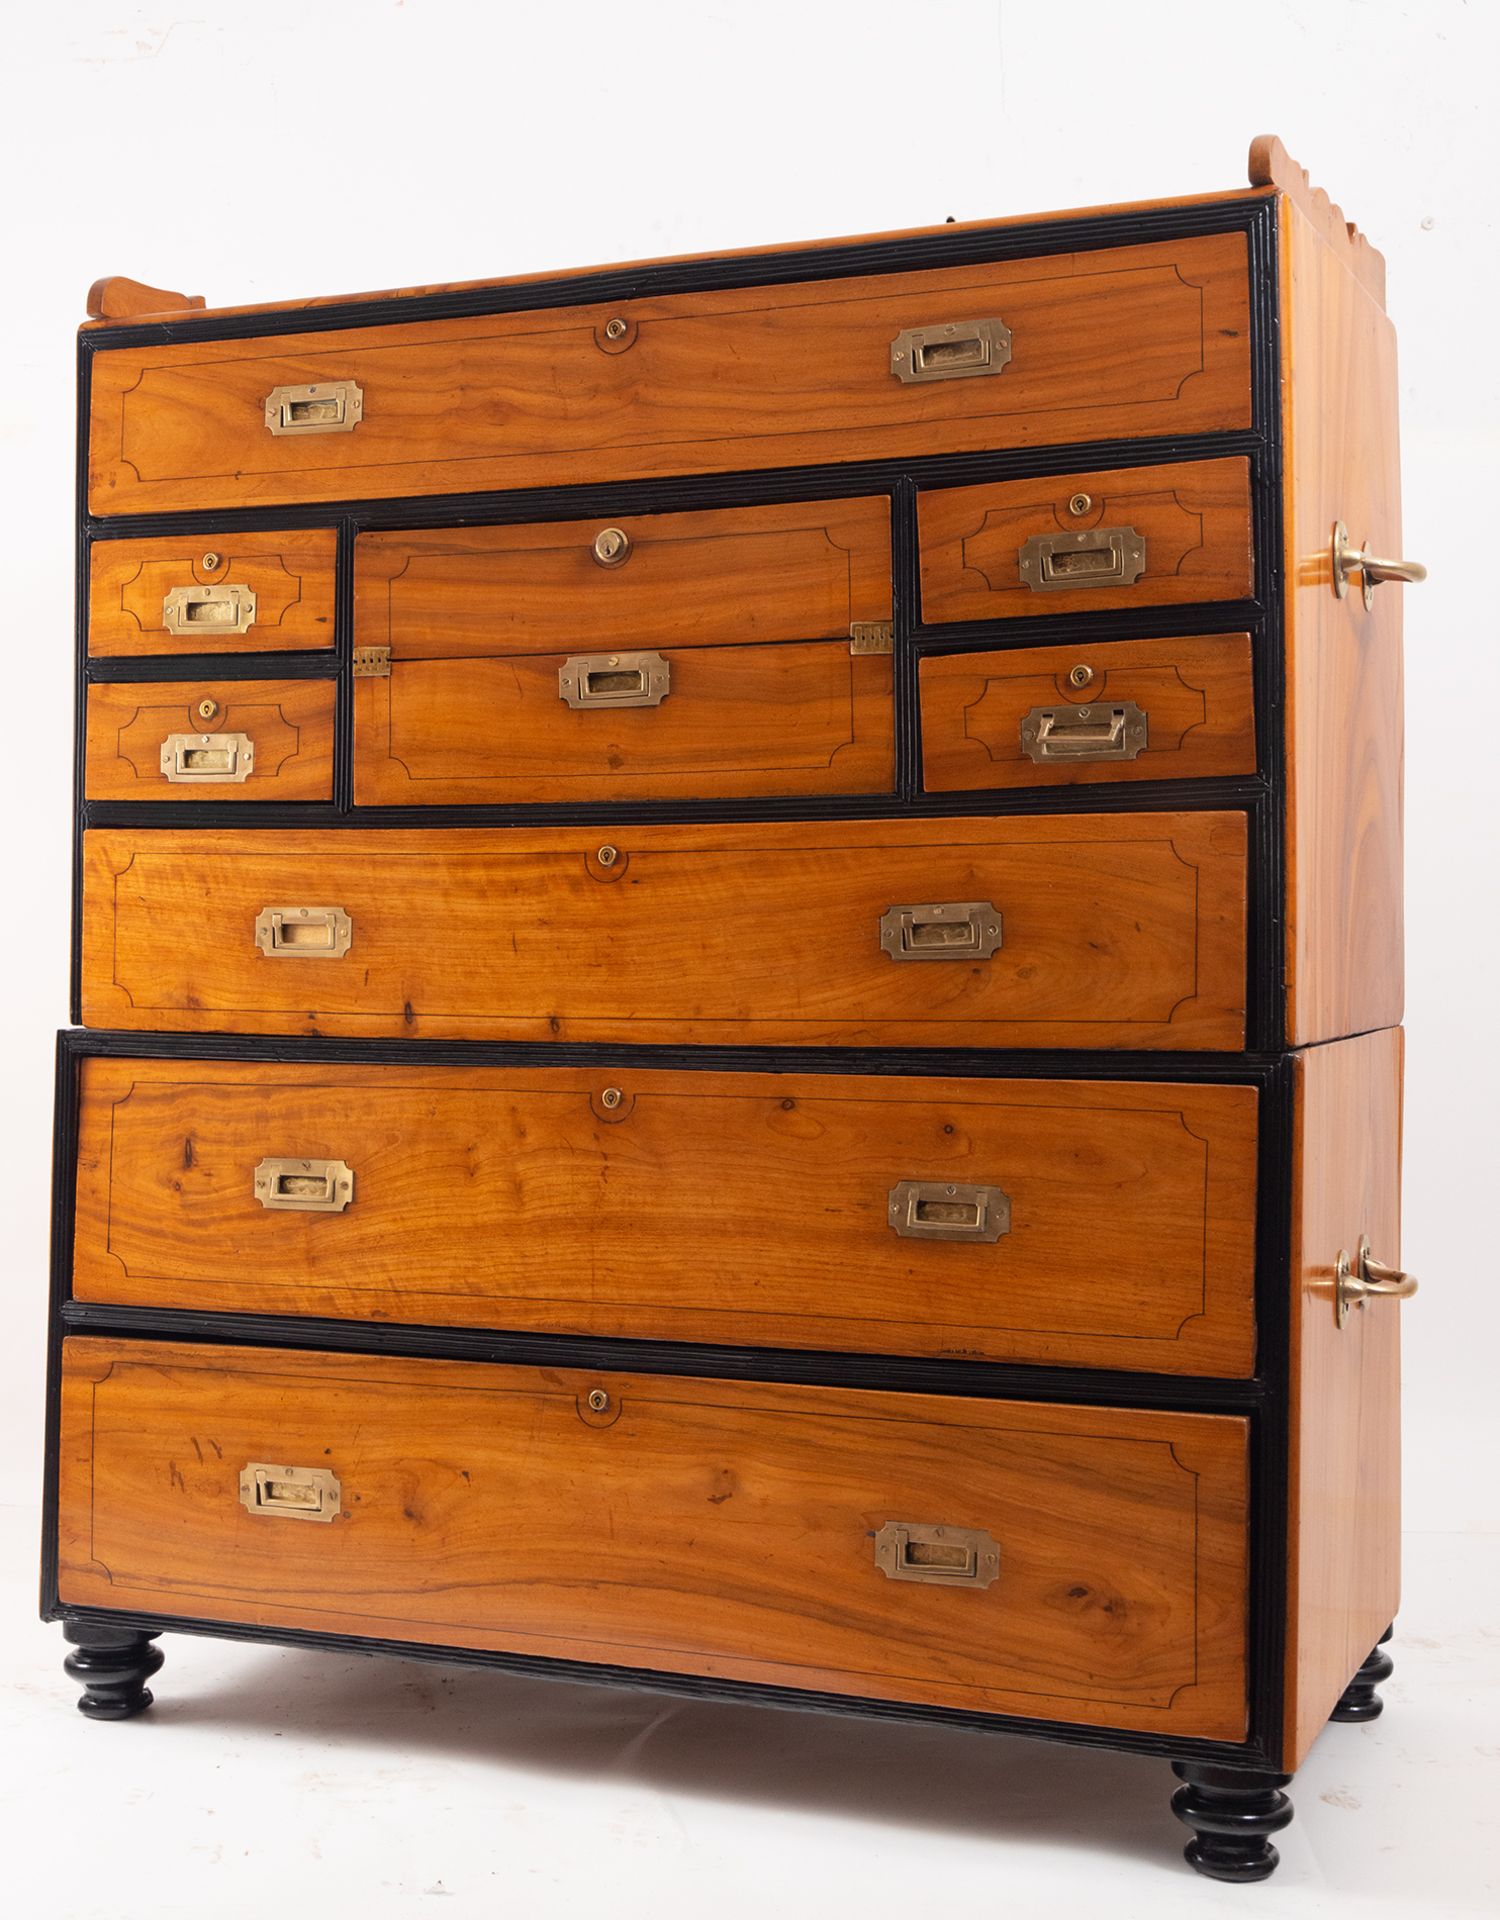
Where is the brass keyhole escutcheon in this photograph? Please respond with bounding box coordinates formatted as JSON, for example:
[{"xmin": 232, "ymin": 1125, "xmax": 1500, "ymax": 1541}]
[
  {"xmin": 596, "ymin": 844, "xmax": 619, "ymax": 867},
  {"xmin": 196, "ymin": 697, "xmax": 220, "ymax": 722},
  {"xmin": 600, "ymin": 1086, "xmax": 623, "ymax": 1110},
  {"xmin": 1067, "ymin": 664, "xmax": 1094, "ymax": 690},
  {"xmin": 604, "ymin": 317, "xmax": 628, "ymax": 341},
  {"xmin": 592, "ymin": 527, "xmax": 631, "ymax": 568},
  {"xmin": 201, "ymin": 551, "xmax": 222, "ymax": 571},
  {"xmin": 587, "ymin": 1389, "xmax": 610, "ymax": 1413},
  {"xmin": 1068, "ymin": 493, "xmax": 1092, "ymax": 517}
]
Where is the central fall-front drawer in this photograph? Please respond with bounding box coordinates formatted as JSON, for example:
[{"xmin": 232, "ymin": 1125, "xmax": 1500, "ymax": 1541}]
[
  {"xmin": 80, "ymin": 814, "xmax": 1248, "ymax": 1047},
  {"xmin": 71, "ymin": 1058, "xmax": 1259, "ymax": 1376},
  {"xmin": 57, "ymin": 1338, "xmax": 1250, "ymax": 1739}
]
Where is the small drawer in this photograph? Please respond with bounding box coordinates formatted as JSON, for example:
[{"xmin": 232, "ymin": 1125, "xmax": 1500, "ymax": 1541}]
[
  {"xmin": 85, "ymin": 679, "xmax": 336, "ymax": 802},
  {"xmin": 79, "ymin": 813, "xmax": 1249, "ymax": 1049},
  {"xmin": 58, "ymin": 1337, "xmax": 1250, "ymax": 1739},
  {"xmin": 920, "ymin": 634, "xmax": 1257, "ymax": 792},
  {"xmin": 919, "ymin": 457, "xmax": 1253, "ymax": 626},
  {"xmin": 354, "ymin": 498, "xmax": 894, "ymax": 804},
  {"xmin": 88, "ymin": 529, "xmax": 337, "ymax": 657},
  {"xmin": 72, "ymin": 1057, "xmax": 1259, "ymax": 1376}
]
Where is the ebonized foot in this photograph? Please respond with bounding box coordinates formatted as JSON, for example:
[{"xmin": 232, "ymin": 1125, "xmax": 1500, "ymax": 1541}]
[
  {"xmin": 1170, "ymin": 1762, "xmax": 1294, "ymax": 1882},
  {"xmin": 62, "ymin": 1623, "xmax": 163, "ymax": 1720},
  {"xmin": 1330, "ymin": 1624, "xmax": 1394, "ymax": 1723}
]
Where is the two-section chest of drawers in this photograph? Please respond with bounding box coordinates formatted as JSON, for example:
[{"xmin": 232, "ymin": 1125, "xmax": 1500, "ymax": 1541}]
[{"xmin": 47, "ymin": 138, "xmax": 1422, "ymax": 1881}]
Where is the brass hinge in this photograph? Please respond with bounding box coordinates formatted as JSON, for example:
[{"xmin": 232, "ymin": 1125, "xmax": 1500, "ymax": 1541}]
[
  {"xmin": 352, "ymin": 646, "xmax": 391, "ymax": 678},
  {"xmin": 849, "ymin": 621, "xmax": 894, "ymax": 655}
]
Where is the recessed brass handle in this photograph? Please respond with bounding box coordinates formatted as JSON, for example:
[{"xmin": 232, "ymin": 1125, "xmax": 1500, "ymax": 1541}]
[
  {"xmin": 888, "ymin": 1180, "xmax": 1011, "ymax": 1242},
  {"xmin": 253, "ymin": 1157, "xmax": 354, "ymax": 1213},
  {"xmin": 878, "ymin": 901, "xmax": 1002, "ymax": 961},
  {"xmin": 1335, "ymin": 1234, "xmax": 1419, "ymax": 1328},
  {"xmin": 873, "ymin": 1522, "xmax": 1001, "ymax": 1588},
  {"xmin": 1020, "ymin": 701, "xmax": 1148, "ymax": 764},
  {"xmin": 239, "ymin": 1463, "xmax": 342, "ymax": 1522},
  {"xmin": 890, "ymin": 318, "xmax": 1012, "ymax": 383},
  {"xmin": 558, "ymin": 651, "xmax": 671, "ymax": 709},
  {"xmin": 253, "ymin": 906, "xmax": 353, "ymax": 958},
  {"xmin": 161, "ymin": 583, "xmax": 258, "ymax": 636},
  {"xmin": 264, "ymin": 380, "xmax": 364, "ymax": 436},
  {"xmin": 159, "ymin": 731, "xmax": 255, "ymax": 783},
  {"xmin": 1018, "ymin": 526, "xmax": 1147, "ymax": 592},
  {"xmin": 1331, "ymin": 521, "xmax": 1428, "ymax": 610}
]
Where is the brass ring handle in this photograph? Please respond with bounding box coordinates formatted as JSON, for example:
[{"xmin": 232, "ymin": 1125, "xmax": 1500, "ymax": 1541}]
[
  {"xmin": 1335, "ymin": 1235, "xmax": 1419, "ymax": 1327},
  {"xmin": 1332, "ymin": 521, "xmax": 1428, "ymax": 609}
]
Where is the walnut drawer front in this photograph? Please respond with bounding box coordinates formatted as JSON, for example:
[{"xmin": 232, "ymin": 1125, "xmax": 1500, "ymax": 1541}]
[
  {"xmin": 72, "ymin": 1059, "xmax": 1259, "ymax": 1377},
  {"xmin": 85, "ymin": 679, "xmax": 336, "ymax": 803},
  {"xmin": 57, "ymin": 1338, "xmax": 1250, "ymax": 1739},
  {"xmin": 918, "ymin": 457, "xmax": 1253, "ymax": 626},
  {"xmin": 80, "ymin": 815, "xmax": 1248, "ymax": 1048},
  {"xmin": 354, "ymin": 498, "xmax": 894, "ymax": 805},
  {"xmin": 920, "ymin": 634, "xmax": 1257, "ymax": 793},
  {"xmin": 85, "ymin": 234, "xmax": 1250, "ymax": 516},
  {"xmin": 88, "ymin": 530, "xmax": 336, "ymax": 656}
]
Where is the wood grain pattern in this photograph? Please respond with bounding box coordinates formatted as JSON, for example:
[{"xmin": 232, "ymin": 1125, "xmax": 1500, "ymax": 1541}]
[
  {"xmin": 86, "ymin": 235, "xmax": 1251, "ymax": 515},
  {"xmin": 1283, "ymin": 1028, "xmax": 1403, "ymax": 1768},
  {"xmin": 918, "ymin": 457, "xmax": 1253, "ymax": 626},
  {"xmin": 1280, "ymin": 196, "xmax": 1405, "ymax": 1045},
  {"xmin": 58, "ymin": 1338, "xmax": 1250, "ymax": 1738},
  {"xmin": 355, "ymin": 497, "xmax": 893, "ymax": 657},
  {"xmin": 88, "ymin": 529, "xmax": 337, "ymax": 657},
  {"xmin": 354, "ymin": 643, "xmax": 893, "ymax": 804},
  {"xmin": 79, "ymin": 815, "xmax": 1248, "ymax": 1048},
  {"xmin": 85, "ymin": 679, "xmax": 335, "ymax": 803},
  {"xmin": 72, "ymin": 1058, "xmax": 1259, "ymax": 1376},
  {"xmin": 920, "ymin": 633, "xmax": 1256, "ymax": 793}
]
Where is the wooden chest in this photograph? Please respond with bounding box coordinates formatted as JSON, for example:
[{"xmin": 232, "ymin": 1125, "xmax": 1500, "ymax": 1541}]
[{"xmin": 47, "ymin": 136, "xmax": 1423, "ymax": 1883}]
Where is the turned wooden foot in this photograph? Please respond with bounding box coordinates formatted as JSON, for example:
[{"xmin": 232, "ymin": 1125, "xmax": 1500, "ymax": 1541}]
[
  {"xmin": 62, "ymin": 1623, "xmax": 163, "ymax": 1720},
  {"xmin": 1330, "ymin": 1624, "xmax": 1395, "ymax": 1723},
  {"xmin": 1170, "ymin": 1762, "xmax": 1294, "ymax": 1882}
]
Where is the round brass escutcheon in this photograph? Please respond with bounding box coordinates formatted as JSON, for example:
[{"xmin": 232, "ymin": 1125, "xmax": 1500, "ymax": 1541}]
[
  {"xmin": 1067, "ymin": 664, "xmax": 1094, "ymax": 689},
  {"xmin": 596, "ymin": 844, "xmax": 619, "ymax": 867},
  {"xmin": 592, "ymin": 526, "xmax": 631, "ymax": 568},
  {"xmin": 1067, "ymin": 493, "xmax": 1092, "ymax": 517},
  {"xmin": 196, "ymin": 697, "xmax": 220, "ymax": 721},
  {"xmin": 604, "ymin": 317, "xmax": 629, "ymax": 341},
  {"xmin": 600, "ymin": 1086, "xmax": 623, "ymax": 1110},
  {"xmin": 587, "ymin": 1388, "xmax": 611, "ymax": 1413},
  {"xmin": 201, "ymin": 551, "xmax": 222, "ymax": 571}
]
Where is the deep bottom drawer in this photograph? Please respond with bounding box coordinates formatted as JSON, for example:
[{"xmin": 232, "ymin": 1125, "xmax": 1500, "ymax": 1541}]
[{"xmin": 58, "ymin": 1339, "xmax": 1249, "ymax": 1740}]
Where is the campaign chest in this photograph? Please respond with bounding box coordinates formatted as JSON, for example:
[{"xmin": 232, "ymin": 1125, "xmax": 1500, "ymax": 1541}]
[{"xmin": 45, "ymin": 136, "xmax": 1423, "ymax": 1882}]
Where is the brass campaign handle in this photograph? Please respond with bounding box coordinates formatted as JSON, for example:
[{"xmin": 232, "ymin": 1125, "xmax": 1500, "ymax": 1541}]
[
  {"xmin": 1331, "ymin": 521, "xmax": 1427, "ymax": 609},
  {"xmin": 1336, "ymin": 1235, "xmax": 1419, "ymax": 1327}
]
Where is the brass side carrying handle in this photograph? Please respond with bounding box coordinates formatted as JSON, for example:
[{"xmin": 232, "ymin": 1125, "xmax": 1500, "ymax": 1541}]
[
  {"xmin": 159, "ymin": 731, "xmax": 255, "ymax": 784},
  {"xmin": 264, "ymin": 380, "xmax": 364, "ymax": 435},
  {"xmin": 161, "ymin": 583, "xmax": 258, "ymax": 635},
  {"xmin": 890, "ymin": 318, "xmax": 1012, "ymax": 383},
  {"xmin": 253, "ymin": 906, "xmax": 353, "ymax": 958},
  {"xmin": 1332, "ymin": 521, "xmax": 1428, "ymax": 609},
  {"xmin": 253, "ymin": 1157, "xmax": 354, "ymax": 1213},
  {"xmin": 888, "ymin": 1180, "xmax": 1011, "ymax": 1243},
  {"xmin": 879, "ymin": 901, "xmax": 1002, "ymax": 961},
  {"xmin": 1019, "ymin": 527, "xmax": 1147, "ymax": 592},
  {"xmin": 1336, "ymin": 1235, "xmax": 1418, "ymax": 1328},
  {"xmin": 873, "ymin": 1522, "xmax": 1001, "ymax": 1588},
  {"xmin": 239, "ymin": 1463, "xmax": 342, "ymax": 1522},
  {"xmin": 1020, "ymin": 701, "xmax": 1148, "ymax": 765},
  {"xmin": 558, "ymin": 651, "xmax": 671, "ymax": 709}
]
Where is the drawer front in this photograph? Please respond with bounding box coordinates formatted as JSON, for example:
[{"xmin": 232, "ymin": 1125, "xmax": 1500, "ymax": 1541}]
[
  {"xmin": 80, "ymin": 815, "xmax": 1248, "ymax": 1048},
  {"xmin": 354, "ymin": 498, "xmax": 894, "ymax": 804},
  {"xmin": 87, "ymin": 235, "xmax": 1251, "ymax": 515},
  {"xmin": 86, "ymin": 679, "xmax": 336, "ymax": 803},
  {"xmin": 88, "ymin": 530, "xmax": 337, "ymax": 656},
  {"xmin": 58, "ymin": 1338, "xmax": 1250, "ymax": 1738},
  {"xmin": 918, "ymin": 457, "xmax": 1253, "ymax": 626},
  {"xmin": 72, "ymin": 1059, "xmax": 1259, "ymax": 1376},
  {"xmin": 920, "ymin": 634, "xmax": 1257, "ymax": 793}
]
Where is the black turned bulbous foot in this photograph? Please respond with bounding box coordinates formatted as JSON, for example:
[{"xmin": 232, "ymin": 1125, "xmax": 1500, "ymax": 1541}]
[
  {"xmin": 62, "ymin": 1623, "xmax": 163, "ymax": 1720},
  {"xmin": 1170, "ymin": 1763, "xmax": 1294, "ymax": 1882},
  {"xmin": 1330, "ymin": 1624, "xmax": 1395, "ymax": 1723}
]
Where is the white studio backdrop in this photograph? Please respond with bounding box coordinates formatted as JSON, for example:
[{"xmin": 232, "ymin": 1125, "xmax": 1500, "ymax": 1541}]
[{"xmin": 0, "ymin": 0, "xmax": 1493, "ymax": 1542}]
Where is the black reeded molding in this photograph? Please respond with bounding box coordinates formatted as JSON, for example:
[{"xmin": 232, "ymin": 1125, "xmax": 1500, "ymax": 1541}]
[
  {"xmin": 1170, "ymin": 1762, "xmax": 1294, "ymax": 1882},
  {"xmin": 1330, "ymin": 1624, "xmax": 1395, "ymax": 1724},
  {"xmin": 62, "ymin": 1622, "xmax": 164, "ymax": 1720}
]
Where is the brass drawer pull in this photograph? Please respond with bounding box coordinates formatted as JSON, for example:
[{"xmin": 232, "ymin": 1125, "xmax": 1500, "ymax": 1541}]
[
  {"xmin": 888, "ymin": 1180, "xmax": 1010, "ymax": 1243},
  {"xmin": 873, "ymin": 1522, "xmax": 1000, "ymax": 1588},
  {"xmin": 161, "ymin": 583, "xmax": 258, "ymax": 635},
  {"xmin": 558, "ymin": 651, "xmax": 671, "ymax": 709},
  {"xmin": 263, "ymin": 380, "xmax": 364, "ymax": 436},
  {"xmin": 1020, "ymin": 701, "xmax": 1148, "ymax": 765},
  {"xmin": 879, "ymin": 901, "xmax": 1002, "ymax": 961},
  {"xmin": 159, "ymin": 731, "xmax": 255, "ymax": 784},
  {"xmin": 1336, "ymin": 1234, "xmax": 1419, "ymax": 1328},
  {"xmin": 253, "ymin": 905, "xmax": 353, "ymax": 958},
  {"xmin": 1018, "ymin": 526, "xmax": 1147, "ymax": 592},
  {"xmin": 890, "ymin": 318, "xmax": 1012, "ymax": 383},
  {"xmin": 1331, "ymin": 520, "xmax": 1428, "ymax": 609},
  {"xmin": 238, "ymin": 1462, "xmax": 342, "ymax": 1522},
  {"xmin": 253, "ymin": 1156, "xmax": 354, "ymax": 1213}
]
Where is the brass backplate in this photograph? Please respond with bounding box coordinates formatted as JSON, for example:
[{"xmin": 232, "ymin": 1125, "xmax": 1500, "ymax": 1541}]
[
  {"xmin": 878, "ymin": 901, "xmax": 1002, "ymax": 961},
  {"xmin": 873, "ymin": 1521, "xmax": 1001, "ymax": 1588},
  {"xmin": 1020, "ymin": 700, "xmax": 1148, "ymax": 764},
  {"xmin": 238, "ymin": 1462, "xmax": 342, "ymax": 1522},
  {"xmin": 253, "ymin": 1156, "xmax": 355, "ymax": 1213},
  {"xmin": 264, "ymin": 380, "xmax": 364, "ymax": 435},
  {"xmin": 558, "ymin": 651, "xmax": 671, "ymax": 709},
  {"xmin": 848, "ymin": 621, "xmax": 894, "ymax": 655},
  {"xmin": 161, "ymin": 583, "xmax": 258, "ymax": 636},
  {"xmin": 159, "ymin": 731, "xmax": 255, "ymax": 783},
  {"xmin": 253, "ymin": 906, "xmax": 353, "ymax": 959},
  {"xmin": 352, "ymin": 646, "xmax": 392, "ymax": 678},
  {"xmin": 1018, "ymin": 526, "xmax": 1147, "ymax": 592},
  {"xmin": 890, "ymin": 318, "xmax": 1012, "ymax": 383},
  {"xmin": 888, "ymin": 1179, "xmax": 1011, "ymax": 1243}
]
